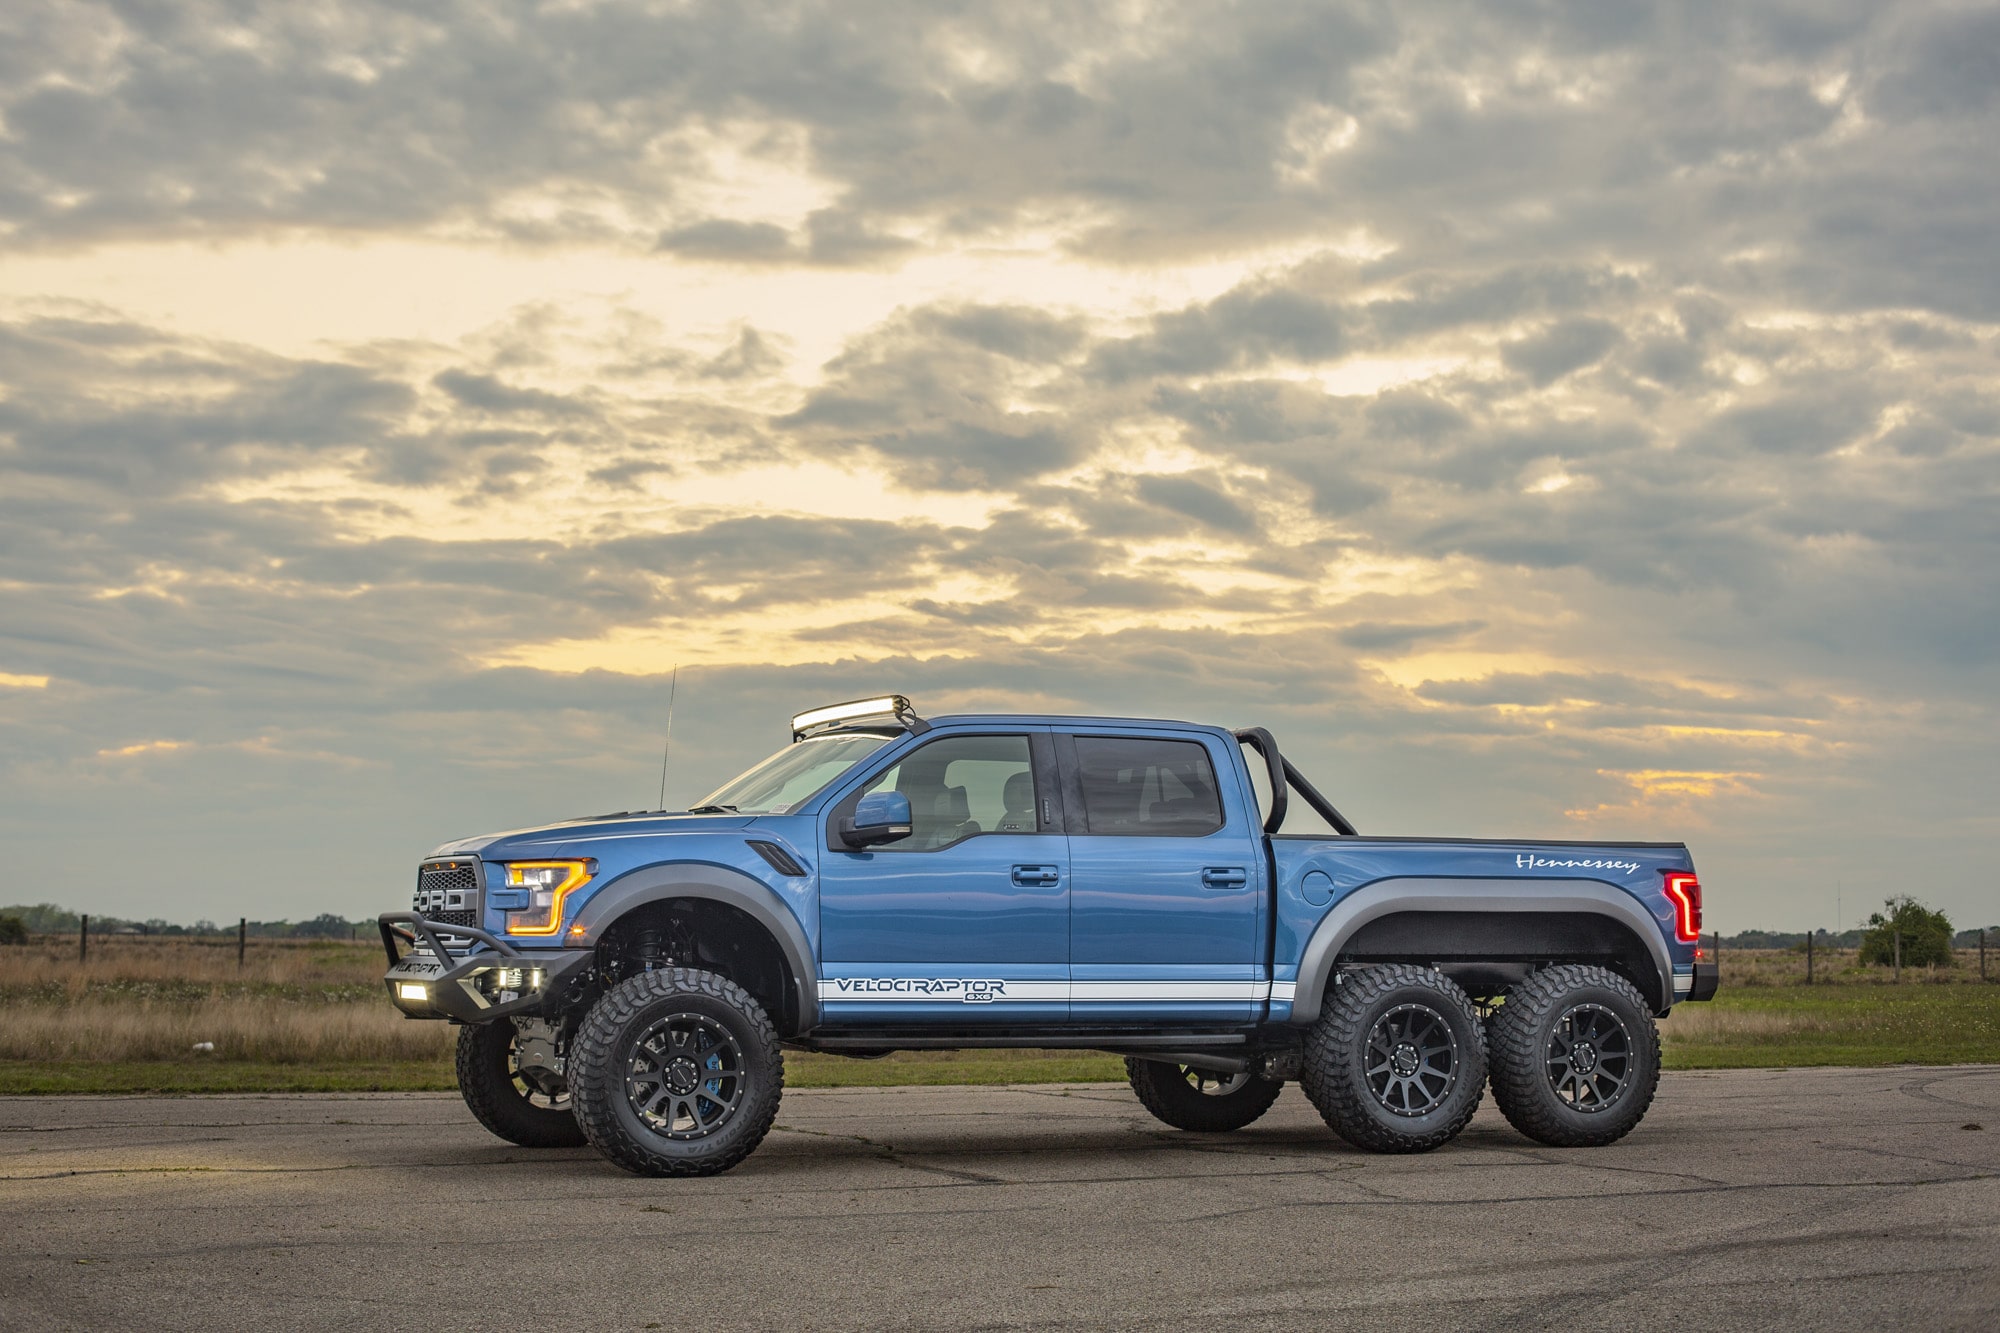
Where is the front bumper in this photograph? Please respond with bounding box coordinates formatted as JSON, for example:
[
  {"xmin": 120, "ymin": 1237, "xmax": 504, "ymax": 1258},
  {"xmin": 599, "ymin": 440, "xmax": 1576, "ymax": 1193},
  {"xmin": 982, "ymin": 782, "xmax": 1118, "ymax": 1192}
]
[{"xmin": 379, "ymin": 913, "xmax": 591, "ymax": 1023}]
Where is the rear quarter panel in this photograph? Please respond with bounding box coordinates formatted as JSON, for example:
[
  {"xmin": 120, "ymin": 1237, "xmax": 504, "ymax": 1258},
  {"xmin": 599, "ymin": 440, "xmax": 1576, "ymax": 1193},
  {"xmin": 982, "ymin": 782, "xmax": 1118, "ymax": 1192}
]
[{"xmin": 1268, "ymin": 837, "xmax": 1697, "ymax": 1018}]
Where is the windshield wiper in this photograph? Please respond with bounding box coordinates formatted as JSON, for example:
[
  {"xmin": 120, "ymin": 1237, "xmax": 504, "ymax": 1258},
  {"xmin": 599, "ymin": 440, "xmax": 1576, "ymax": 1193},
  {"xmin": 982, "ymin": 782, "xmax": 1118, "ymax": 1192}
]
[{"xmin": 687, "ymin": 804, "xmax": 739, "ymax": 814}]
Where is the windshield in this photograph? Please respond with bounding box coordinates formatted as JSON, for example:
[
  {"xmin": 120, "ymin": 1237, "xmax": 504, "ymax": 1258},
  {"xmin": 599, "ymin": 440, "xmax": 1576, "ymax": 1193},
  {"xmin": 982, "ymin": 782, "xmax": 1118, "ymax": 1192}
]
[{"xmin": 693, "ymin": 732, "xmax": 895, "ymax": 814}]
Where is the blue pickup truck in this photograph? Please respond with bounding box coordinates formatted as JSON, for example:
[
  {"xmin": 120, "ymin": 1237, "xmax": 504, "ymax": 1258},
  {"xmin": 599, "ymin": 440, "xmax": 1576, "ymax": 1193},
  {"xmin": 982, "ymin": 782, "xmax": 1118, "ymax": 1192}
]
[{"xmin": 382, "ymin": 695, "xmax": 1716, "ymax": 1176}]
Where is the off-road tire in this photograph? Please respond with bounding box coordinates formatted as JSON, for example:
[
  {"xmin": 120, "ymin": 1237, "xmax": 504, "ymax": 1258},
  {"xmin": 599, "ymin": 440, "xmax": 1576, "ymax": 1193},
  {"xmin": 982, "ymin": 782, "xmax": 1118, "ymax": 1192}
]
[
  {"xmin": 1300, "ymin": 964, "xmax": 1487, "ymax": 1153},
  {"xmin": 1125, "ymin": 1058, "xmax": 1284, "ymax": 1132},
  {"xmin": 455, "ymin": 1019, "xmax": 587, "ymax": 1148},
  {"xmin": 1487, "ymin": 964, "xmax": 1660, "ymax": 1148},
  {"xmin": 568, "ymin": 968, "xmax": 784, "ymax": 1177}
]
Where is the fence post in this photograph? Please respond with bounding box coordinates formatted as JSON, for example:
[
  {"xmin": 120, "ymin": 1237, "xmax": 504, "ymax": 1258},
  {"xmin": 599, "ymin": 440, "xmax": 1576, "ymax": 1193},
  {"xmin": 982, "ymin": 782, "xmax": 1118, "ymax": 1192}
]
[
  {"xmin": 238, "ymin": 917, "xmax": 247, "ymax": 969},
  {"xmin": 79, "ymin": 914, "xmax": 87, "ymax": 963},
  {"xmin": 1893, "ymin": 927, "xmax": 1901, "ymax": 983},
  {"xmin": 1806, "ymin": 929, "xmax": 1813, "ymax": 985},
  {"xmin": 1982, "ymin": 928, "xmax": 1987, "ymax": 982}
]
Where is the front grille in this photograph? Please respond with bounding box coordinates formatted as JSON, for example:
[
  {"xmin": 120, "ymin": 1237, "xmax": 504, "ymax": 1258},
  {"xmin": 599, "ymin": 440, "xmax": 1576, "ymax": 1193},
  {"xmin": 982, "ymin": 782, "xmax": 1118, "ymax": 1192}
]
[{"xmin": 413, "ymin": 858, "xmax": 481, "ymax": 948}]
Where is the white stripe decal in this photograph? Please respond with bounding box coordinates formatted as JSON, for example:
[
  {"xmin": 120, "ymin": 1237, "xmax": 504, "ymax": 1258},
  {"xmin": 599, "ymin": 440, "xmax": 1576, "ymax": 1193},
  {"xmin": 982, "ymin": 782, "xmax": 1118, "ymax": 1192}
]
[
  {"xmin": 1269, "ymin": 981, "xmax": 1297, "ymax": 1003},
  {"xmin": 819, "ymin": 979, "xmax": 1275, "ymax": 1004},
  {"xmin": 1673, "ymin": 973, "xmax": 1694, "ymax": 994},
  {"xmin": 1071, "ymin": 981, "xmax": 1269, "ymax": 1002}
]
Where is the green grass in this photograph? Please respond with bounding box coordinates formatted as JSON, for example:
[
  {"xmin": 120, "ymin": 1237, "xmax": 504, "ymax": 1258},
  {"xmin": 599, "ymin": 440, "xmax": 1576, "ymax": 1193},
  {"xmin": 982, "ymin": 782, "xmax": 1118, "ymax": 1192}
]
[
  {"xmin": 1658, "ymin": 982, "xmax": 2000, "ymax": 1069},
  {"xmin": 0, "ymin": 1060, "xmax": 459, "ymax": 1095}
]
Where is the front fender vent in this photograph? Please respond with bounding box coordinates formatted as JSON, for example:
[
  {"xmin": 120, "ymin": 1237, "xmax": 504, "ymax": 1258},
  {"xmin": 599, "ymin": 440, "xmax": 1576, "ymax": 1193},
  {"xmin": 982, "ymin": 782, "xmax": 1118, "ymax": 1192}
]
[{"xmin": 746, "ymin": 840, "xmax": 808, "ymax": 878}]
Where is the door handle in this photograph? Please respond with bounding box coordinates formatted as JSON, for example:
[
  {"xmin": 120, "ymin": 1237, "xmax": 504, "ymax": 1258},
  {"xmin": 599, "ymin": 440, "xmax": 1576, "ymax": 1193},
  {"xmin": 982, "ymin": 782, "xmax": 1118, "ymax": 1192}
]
[
  {"xmin": 1011, "ymin": 864, "xmax": 1061, "ymax": 886},
  {"xmin": 1201, "ymin": 867, "xmax": 1249, "ymax": 888}
]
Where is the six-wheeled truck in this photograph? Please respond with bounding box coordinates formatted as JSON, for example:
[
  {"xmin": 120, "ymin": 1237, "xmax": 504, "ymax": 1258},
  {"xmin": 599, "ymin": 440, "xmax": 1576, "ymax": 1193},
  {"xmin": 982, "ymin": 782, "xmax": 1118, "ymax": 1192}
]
[{"xmin": 382, "ymin": 695, "xmax": 1717, "ymax": 1175}]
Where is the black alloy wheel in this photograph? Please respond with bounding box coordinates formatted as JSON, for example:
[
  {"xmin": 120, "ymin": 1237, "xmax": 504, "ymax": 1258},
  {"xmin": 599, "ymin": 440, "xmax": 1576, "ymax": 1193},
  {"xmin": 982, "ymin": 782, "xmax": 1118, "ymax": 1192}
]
[
  {"xmin": 625, "ymin": 1012, "xmax": 747, "ymax": 1140},
  {"xmin": 1363, "ymin": 1002, "xmax": 1460, "ymax": 1118},
  {"xmin": 1487, "ymin": 964, "xmax": 1661, "ymax": 1148},
  {"xmin": 1299, "ymin": 963, "xmax": 1487, "ymax": 1153},
  {"xmin": 1125, "ymin": 1057, "xmax": 1284, "ymax": 1132},
  {"xmin": 568, "ymin": 967, "xmax": 784, "ymax": 1177},
  {"xmin": 1546, "ymin": 1003, "xmax": 1634, "ymax": 1113}
]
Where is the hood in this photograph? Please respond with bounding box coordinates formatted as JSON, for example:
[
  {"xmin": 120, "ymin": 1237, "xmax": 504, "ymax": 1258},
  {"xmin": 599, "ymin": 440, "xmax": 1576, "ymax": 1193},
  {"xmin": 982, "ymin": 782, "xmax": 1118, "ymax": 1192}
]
[{"xmin": 428, "ymin": 811, "xmax": 759, "ymax": 858}]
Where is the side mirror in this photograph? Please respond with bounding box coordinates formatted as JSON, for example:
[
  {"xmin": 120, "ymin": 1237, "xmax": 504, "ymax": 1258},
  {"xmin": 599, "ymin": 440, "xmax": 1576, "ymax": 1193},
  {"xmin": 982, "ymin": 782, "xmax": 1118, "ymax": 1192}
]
[{"xmin": 840, "ymin": 791, "xmax": 912, "ymax": 849}]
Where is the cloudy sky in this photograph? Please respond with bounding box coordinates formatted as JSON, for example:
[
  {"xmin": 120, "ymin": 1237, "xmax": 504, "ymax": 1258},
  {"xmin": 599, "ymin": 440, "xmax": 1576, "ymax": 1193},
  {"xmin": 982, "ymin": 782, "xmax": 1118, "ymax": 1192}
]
[{"xmin": 3, "ymin": 0, "xmax": 1996, "ymax": 931}]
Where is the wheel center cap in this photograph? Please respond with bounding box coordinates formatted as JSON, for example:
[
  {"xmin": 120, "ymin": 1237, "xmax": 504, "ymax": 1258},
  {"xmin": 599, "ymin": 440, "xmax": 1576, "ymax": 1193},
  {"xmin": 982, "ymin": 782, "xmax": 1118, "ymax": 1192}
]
[
  {"xmin": 1573, "ymin": 1042, "xmax": 1598, "ymax": 1073},
  {"xmin": 1391, "ymin": 1043, "xmax": 1421, "ymax": 1077},
  {"xmin": 665, "ymin": 1057, "xmax": 702, "ymax": 1094}
]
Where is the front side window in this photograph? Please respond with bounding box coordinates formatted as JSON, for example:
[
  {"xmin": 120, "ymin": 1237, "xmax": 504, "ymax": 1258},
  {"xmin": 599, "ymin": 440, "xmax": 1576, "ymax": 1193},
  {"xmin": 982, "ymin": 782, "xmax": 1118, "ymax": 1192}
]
[
  {"xmin": 1074, "ymin": 736, "xmax": 1223, "ymax": 837},
  {"xmin": 695, "ymin": 732, "xmax": 894, "ymax": 814},
  {"xmin": 861, "ymin": 734, "xmax": 1039, "ymax": 851}
]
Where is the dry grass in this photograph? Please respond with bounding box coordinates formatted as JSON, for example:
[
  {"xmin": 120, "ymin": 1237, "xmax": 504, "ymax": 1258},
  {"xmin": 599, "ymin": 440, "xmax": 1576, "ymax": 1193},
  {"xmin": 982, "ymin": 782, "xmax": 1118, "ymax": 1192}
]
[
  {"xmin": 2, "ymin": 938, "xmax": 1996, "ymax": 1091},
  {"xmin": 0, "ymin": 936, "xmax": 431, "ymax": 1073},
  {"xmin": 0, "ymin": 995, "xmax": 453, "ymax": 1063},
  {"xmin": 1, "ymin": 934, "xmax": 382, "ymax": 997},
  {"xmin": 1716, "ymin": 946, "xmax": 1992, "ymax": 988}
]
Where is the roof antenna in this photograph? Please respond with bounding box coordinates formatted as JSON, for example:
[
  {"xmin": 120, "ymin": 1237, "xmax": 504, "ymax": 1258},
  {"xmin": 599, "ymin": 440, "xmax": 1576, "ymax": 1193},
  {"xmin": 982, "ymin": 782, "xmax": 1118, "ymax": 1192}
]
[{"xmin": 656, "ymin": 664, "xmax": 679, "ymax": 811}]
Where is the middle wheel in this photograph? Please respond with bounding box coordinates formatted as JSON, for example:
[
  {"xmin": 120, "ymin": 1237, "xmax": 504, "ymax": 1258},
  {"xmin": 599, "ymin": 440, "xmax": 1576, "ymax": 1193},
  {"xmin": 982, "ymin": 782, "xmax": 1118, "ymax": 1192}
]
[
  {"xmin": 1125, "ymin": 1058, "xmax": 1283, "ymax": 1132},
  {"xmin": 1300, "ymin": 964, "xmax": 1487, "ymax": 1153}
]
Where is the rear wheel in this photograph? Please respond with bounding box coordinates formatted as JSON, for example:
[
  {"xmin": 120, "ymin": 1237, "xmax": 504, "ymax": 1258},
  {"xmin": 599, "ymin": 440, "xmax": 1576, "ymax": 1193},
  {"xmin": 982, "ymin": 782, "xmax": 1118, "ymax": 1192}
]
[
  {"xmin": 1300, "ymin": 964, "xmax": 1487, "ymax": 1153},
  {"xmin": 1487, "ymin": 964, "xmax": 1660, "ymax": 1147},
  {"xmin": 455, "ymin": 1019, "xmax": 586, "ymax": 1148},
  {"xmin": 568, "ymin": 968, "xmax": 784, "ymax": 1177},
  {"xmin": 1125, "ymin": 1058, "xmax": 1283, "ymax": 1132}
]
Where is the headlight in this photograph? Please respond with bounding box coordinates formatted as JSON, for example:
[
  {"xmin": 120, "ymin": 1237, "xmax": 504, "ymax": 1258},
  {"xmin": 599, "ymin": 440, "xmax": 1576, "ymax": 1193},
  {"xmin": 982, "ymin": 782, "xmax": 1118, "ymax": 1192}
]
[{"xmin": 500, "ymin": 860, "xmax": 594, "ymax": 935}]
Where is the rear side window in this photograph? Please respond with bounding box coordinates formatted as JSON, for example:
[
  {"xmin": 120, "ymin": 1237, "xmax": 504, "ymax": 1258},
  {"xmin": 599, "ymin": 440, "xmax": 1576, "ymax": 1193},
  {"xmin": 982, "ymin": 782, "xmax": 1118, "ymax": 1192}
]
[{"xmin": 1073, "ymin": 736, "xmax": 1223, "ymax": 837}]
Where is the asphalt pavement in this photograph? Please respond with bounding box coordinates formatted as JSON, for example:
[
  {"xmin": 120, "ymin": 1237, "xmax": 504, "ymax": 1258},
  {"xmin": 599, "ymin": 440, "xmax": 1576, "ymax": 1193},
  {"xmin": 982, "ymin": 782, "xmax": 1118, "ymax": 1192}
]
[{"xmin": 3, "ymin": 1065, "xmax": 1998, "ymax": 1331}]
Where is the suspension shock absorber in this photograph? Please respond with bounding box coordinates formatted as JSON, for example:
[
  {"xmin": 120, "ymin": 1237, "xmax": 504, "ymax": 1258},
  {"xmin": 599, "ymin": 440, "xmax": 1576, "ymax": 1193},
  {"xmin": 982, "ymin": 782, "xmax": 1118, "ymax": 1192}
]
[{"xmin": 625, "ymin": 916, "xmax": 693, "ymax": 974}]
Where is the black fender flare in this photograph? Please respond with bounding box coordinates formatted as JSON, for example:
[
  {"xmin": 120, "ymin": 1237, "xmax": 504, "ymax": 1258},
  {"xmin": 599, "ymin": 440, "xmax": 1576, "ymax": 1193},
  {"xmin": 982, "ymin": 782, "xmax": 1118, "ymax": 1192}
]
[
  {"xmin": 568, "ymin": 862, "xmax": 818, "ymax": 1035},
  {"xmin": 1287, "ymin": 877, "xmax": 1674, "ymax": 1022}
]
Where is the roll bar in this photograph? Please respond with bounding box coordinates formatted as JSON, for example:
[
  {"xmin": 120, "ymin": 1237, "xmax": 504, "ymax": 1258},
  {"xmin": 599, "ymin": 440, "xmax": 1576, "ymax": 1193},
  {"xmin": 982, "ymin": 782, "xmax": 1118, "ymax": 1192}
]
[{"xmin": 1231, "ymin": 727, "xmax": 1359, "ymax": 837}]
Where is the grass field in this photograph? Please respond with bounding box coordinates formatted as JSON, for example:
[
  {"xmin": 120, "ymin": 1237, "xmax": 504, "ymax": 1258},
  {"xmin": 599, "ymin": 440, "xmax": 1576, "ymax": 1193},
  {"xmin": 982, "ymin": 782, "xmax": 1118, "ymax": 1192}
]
[{"xmin": 1, "ymin": 936, "xmax": 1995, "ymax": 1094}]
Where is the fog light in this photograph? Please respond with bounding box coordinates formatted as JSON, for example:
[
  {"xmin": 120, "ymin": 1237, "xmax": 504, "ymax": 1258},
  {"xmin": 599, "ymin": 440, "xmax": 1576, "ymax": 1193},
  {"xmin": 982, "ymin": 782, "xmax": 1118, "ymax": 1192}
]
[{"xmin": 397, "ymin": 983, "xmax": 430, "ymax": 1002}]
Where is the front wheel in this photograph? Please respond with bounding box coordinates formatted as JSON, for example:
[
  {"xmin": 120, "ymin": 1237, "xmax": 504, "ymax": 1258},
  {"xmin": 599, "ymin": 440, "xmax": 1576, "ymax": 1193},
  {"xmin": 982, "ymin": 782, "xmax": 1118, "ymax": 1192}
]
[
  {"xmin": 1125, "ymin": 1058, "xmax": 1283, "ymax": 1132},
  {"xmin": 455, "ymin": 1019, "xmax": 586, "ymax": 1148},
  {"xmin": 568, "ymin": 968, "xmax": 784, "ymax": 1177},
  {"xmin": 1487, "ymin": 964, "xmax": 1661, "ymax": 1147},
  {"xmin": 1299, "ymin": 964, "xmax": 1487, "ymax": 1153}
]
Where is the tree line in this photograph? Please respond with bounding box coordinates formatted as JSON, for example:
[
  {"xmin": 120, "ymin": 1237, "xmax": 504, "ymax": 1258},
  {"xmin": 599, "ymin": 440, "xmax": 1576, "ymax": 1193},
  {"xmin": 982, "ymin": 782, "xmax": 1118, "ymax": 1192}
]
[{"xmin": 0, "ymin": 902, "xmax": 376, "ymax": 942}]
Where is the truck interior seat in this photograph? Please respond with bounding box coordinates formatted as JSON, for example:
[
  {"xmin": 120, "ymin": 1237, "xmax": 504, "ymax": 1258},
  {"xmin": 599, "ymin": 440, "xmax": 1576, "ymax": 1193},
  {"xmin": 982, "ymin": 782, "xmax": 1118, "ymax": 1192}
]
[{"xmin": 995, "ymin": 771, "xmax": 1036, "ymax": 832}]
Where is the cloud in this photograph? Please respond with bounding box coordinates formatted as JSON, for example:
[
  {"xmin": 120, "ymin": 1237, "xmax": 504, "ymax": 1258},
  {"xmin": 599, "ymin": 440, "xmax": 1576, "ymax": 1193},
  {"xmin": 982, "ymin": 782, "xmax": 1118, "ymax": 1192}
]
[
  {"xmin": 1133, "ymin": 473, "xmax": 1259, "ymax": 535},
  {"xmin": 3, "ymin": 2, "xmax": 2000, "ymax": 934},
  {"xmin": 1501, "ymin": 317, "xmax": 1623, "ymax": 386}
]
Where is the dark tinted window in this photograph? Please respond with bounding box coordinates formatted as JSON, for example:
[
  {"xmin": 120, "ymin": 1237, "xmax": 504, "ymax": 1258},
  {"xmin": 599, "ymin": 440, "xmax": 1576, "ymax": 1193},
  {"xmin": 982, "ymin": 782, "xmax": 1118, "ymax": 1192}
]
[{"xmin": 1074, "ymin": 736, "xmax": 1223, "ymax": 837}]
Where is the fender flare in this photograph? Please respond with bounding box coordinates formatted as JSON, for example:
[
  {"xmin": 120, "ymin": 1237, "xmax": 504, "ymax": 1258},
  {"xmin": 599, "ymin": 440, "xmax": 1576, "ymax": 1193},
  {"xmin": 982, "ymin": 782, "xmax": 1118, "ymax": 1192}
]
[
  {"xmin": 568, "ymin": 862, "xmax": 818, "ymax": 1034},
  {"xmin": 1287, "ymin": 877, "xmax": 1674, "ymax": 1023}
]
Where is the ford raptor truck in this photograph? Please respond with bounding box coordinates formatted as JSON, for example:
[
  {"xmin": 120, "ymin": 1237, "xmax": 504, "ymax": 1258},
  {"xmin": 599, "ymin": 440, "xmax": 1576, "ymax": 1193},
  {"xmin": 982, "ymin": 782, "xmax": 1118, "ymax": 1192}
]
[{"xmin": 381, "ymin": 695, "xmax": 1718, "ymax": 1176}]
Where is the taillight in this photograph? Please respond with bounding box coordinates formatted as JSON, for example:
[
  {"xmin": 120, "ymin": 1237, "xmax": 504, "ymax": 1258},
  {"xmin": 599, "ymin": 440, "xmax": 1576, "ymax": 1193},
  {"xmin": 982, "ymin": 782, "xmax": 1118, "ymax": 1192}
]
[{"xmin": 1663, "ymin": 872, "xmax": 1702, "ymax": 943}]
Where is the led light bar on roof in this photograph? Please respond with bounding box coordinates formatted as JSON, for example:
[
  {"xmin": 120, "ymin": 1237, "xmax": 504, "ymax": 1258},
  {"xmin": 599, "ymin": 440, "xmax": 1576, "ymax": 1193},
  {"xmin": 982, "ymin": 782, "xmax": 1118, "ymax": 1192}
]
[{"xmin": 791, "ymin": 695, "xmax": 927, "ymax": 740}]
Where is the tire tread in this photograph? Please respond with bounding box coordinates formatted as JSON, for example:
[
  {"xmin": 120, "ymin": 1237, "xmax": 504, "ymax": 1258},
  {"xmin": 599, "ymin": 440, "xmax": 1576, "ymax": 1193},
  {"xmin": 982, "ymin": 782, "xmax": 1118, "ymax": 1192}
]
[
  {"xmin": 568, "ymin": 968, "xmax": 784, "ymax": 1177},
  {"xmin": 1487, "ymin": 964, "xmax": 1660, "ymax": 1148},
  {"xmin": 1124, "ymin": 1058, "xmax": 1283, "ymax": 1132},
  {"xmin": 454, "ymin": 1021, "xmax": 587, "ymax": 1149},
  {"xmin": 1299, "ymin": 964, "xmax": 1487, "ymax": 1153}
]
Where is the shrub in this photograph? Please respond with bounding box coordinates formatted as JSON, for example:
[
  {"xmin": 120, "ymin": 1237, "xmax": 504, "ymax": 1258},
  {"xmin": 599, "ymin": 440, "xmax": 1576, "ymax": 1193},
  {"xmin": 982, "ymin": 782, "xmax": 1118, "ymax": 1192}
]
[
  {"xmin": 1859, "ymin": 896, "xmax": 1955, "ymax": 969},
  {"xmin": 0, "ymin": 915, "xmax": 26, "ymax": 945}
]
